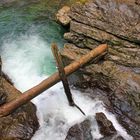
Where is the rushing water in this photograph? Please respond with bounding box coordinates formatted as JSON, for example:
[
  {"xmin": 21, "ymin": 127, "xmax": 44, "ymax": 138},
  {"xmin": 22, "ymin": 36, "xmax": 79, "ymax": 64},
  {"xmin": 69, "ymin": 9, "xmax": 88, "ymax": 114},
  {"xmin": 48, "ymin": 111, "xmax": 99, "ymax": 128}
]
[{"xmin": 0, "ymin": 1, "xmax": 133, "ymax": 140}]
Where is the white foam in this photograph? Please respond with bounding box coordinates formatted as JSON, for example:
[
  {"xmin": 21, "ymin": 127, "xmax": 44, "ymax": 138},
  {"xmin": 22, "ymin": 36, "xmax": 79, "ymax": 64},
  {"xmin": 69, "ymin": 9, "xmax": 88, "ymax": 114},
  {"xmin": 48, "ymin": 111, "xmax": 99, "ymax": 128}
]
[{"xmin": 0, "ymin": 34, "xmax": 133, "ymax": 140}]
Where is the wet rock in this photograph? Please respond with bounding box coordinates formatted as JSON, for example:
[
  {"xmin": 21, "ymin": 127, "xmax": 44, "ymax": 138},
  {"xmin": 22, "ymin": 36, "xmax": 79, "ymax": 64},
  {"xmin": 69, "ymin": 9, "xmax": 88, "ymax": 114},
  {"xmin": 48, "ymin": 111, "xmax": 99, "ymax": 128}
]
[
  {"xmin": 62, "ymin": 44, "xmax": 140, "ymax": 138},
  {"xmin": 0, "ymin": 76, "xmax": 39, "ymax": 140},
  {"xmin": 95, "ymin": 113, "xmax": 125, "ymax": 140},
  {"xmin": 95, "ymin": 112, "xmax": 116, "ymax": 136},
  {"xmin": 84, "ymin": 61, "xmax": 140, "ymax": 126},
  {"xmin": 66, "ymin": 114, "xmax": 123, "ymax": 140},
  {"xmin": 61, "ymin": 0, "xmax": 140, "ymax": 139},
  {"xmin": 56, "ymin": 6, "xmax": 71, "ymax": 26},
  {"xmin": 0, "ymin": 103, "xmax": 39, "ymax": 140},
  {"xmin": 65, "ymin": 119, "xmax": 93, "ymax": 140}
]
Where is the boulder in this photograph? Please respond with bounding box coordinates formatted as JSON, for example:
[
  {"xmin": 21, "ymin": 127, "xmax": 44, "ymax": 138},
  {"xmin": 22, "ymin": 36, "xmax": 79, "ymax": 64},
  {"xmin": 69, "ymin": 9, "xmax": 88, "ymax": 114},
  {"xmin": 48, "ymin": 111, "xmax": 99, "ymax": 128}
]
[
  {"xmin": 65, "ymin": 119, "xmax": 93, "ymax": 140},
  {"xmin": 95, "ymin": 113, "xmax": 116, "ymax": 136},
  {"xmin": 96, "ymin": 113, "xmax": 125, "ymax": 140},
  {"xmin": 56, "ymin": 6, "xmax": 71, "ymax": 26},
  {"xmin": 0, "ymin": 102, "xmax": 39, "ymax": 140},
  {"xmin": 66, "ymin": 113, "xmax": 123, "ymax": 140},
  {"xmin": 0, "ymin": 58, "xmax": 39, "ymax": 140}
]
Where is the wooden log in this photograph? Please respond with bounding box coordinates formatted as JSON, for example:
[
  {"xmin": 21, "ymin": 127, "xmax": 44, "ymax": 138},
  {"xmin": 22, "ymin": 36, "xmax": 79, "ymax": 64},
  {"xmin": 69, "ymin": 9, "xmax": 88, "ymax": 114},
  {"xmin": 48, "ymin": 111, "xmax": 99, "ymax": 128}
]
[
  {"xmin": 51, "ymin": 43, "xmax": 75, "ymax": 106},
  {"xmin": 0, "ymin": 44, "xmax": 108, "ymax": 117},
  {"xmin": 51, "ymin": 44, "xmax": 86, "ymax": 115}
]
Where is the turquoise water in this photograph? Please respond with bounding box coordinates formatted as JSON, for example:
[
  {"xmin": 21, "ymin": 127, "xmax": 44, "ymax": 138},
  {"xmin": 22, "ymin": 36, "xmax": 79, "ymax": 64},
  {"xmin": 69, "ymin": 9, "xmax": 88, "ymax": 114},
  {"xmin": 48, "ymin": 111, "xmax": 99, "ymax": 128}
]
[{"xmin": 0, "ymin": 1, "xmax": 66, "ymax": 75}]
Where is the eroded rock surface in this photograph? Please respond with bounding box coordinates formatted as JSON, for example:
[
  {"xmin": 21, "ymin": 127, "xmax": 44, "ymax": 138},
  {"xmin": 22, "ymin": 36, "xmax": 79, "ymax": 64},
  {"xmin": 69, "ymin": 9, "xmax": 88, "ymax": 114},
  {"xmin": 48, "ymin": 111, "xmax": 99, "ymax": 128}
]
[
  {"xmin": 65, "ymin": 0, "xmax": 140, "ymax": 67},
  {"xmin": 60, "ymin": 0, "xmax": 140, "ymax": 139},
  {"xmin": 95, "ymin": 113, "xmax": 116, "ymax": 136},
  {"xmin": 66, "ymin": 113, "xmax": 124, "ymax": 140},
  {"xmin": 0, "ymin": 57, "xmax": 39, "ymax": 140},
  {"xmin": 66, "ymin": 119, "xmax": 93, "ymax": 140}
]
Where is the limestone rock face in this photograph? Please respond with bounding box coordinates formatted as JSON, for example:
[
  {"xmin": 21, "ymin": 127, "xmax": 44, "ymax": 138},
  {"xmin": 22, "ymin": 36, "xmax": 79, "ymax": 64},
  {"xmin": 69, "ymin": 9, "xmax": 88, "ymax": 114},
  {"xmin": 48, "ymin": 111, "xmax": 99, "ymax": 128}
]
[{"xmin": 60, "ymin": 0, "xmax": 140, "ymax": 139}]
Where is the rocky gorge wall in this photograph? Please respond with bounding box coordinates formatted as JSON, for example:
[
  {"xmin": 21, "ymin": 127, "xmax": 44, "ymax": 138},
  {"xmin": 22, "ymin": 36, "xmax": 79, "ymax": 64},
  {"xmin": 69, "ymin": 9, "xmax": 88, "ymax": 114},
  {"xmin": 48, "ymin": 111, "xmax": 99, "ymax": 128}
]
[{"xmin": 58, "ymin": 0, "xmax": 140, "ymax": 139}]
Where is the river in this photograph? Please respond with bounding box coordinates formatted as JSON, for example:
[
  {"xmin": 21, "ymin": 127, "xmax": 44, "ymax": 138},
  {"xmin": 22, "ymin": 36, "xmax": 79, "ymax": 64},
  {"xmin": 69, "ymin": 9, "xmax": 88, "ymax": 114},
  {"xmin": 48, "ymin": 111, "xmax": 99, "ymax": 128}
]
[{"xmin": 0, "ymin": 1, "xmax": 133, "ymax": 140}]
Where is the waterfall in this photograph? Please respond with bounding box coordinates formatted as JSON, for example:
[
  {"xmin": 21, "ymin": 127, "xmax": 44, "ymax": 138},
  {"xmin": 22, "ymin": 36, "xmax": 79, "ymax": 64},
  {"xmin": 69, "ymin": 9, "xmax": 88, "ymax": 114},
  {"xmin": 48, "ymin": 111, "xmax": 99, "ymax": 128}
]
[{"xmin": 0, "ymin": 34, "xmax": 133, "ymax": 140}]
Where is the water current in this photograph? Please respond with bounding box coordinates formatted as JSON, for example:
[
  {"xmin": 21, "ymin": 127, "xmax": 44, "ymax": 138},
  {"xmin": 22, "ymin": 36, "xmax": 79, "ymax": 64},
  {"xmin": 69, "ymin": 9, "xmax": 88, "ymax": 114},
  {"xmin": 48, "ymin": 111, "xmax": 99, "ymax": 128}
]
[{"xmin": 0, "ymin": 1, "xmax": 133, "ymax": 140}]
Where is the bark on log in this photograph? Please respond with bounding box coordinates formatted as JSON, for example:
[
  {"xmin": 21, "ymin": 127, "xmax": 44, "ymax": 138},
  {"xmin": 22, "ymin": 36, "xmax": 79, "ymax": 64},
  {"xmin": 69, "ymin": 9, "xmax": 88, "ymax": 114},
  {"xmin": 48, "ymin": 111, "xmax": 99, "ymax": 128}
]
[
  {"xmin": 51, "ymin": 43, "xmax": 75, "ymax": 106},
  {"xmin": 51, "ymin": 44, "xmax": 86, "ymax": 115},
  {"xmin": 0, "ymin": 44, "xmax": 108, "ymax": 117}
]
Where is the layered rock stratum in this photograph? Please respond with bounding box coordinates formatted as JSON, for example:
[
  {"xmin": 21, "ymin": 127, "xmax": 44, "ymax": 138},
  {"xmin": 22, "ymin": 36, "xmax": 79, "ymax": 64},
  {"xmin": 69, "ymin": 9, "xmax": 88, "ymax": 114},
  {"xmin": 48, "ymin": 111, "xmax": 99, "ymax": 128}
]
[{"xmin": 59, "ymin": 0, "xmax": 140, "ymax": 139}]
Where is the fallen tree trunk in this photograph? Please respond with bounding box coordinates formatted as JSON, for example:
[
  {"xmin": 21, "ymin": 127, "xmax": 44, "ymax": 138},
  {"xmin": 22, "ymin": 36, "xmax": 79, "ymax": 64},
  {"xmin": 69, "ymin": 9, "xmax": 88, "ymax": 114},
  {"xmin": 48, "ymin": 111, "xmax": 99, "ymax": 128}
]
[
  {"xmin": 51, "ymin": 43, "xmax": 75, "ymax": 106},
  {"xmin": 0, "ymin": 44, "xmax": 108, "ymax": 117},
  {"xmin": 51, "ymin": 44, "xmax": 85, "ymax": 115}
]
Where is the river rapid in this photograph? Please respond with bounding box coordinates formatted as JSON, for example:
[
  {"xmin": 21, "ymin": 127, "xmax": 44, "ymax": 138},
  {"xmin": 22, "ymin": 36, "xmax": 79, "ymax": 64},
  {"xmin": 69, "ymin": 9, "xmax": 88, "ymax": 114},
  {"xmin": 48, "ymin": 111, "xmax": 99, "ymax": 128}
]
[{"xmin": 0, "ymin": 1, "xmax": 133, "ymax": 140}]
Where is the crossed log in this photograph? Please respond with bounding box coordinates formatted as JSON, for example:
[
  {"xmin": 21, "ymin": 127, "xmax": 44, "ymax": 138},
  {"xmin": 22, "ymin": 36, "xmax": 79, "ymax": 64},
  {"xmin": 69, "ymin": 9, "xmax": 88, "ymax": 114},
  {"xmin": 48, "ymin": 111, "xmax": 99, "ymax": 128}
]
[{"xmin": 0, "ymin": 44, "xmax": 108, "ymax": 117}]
